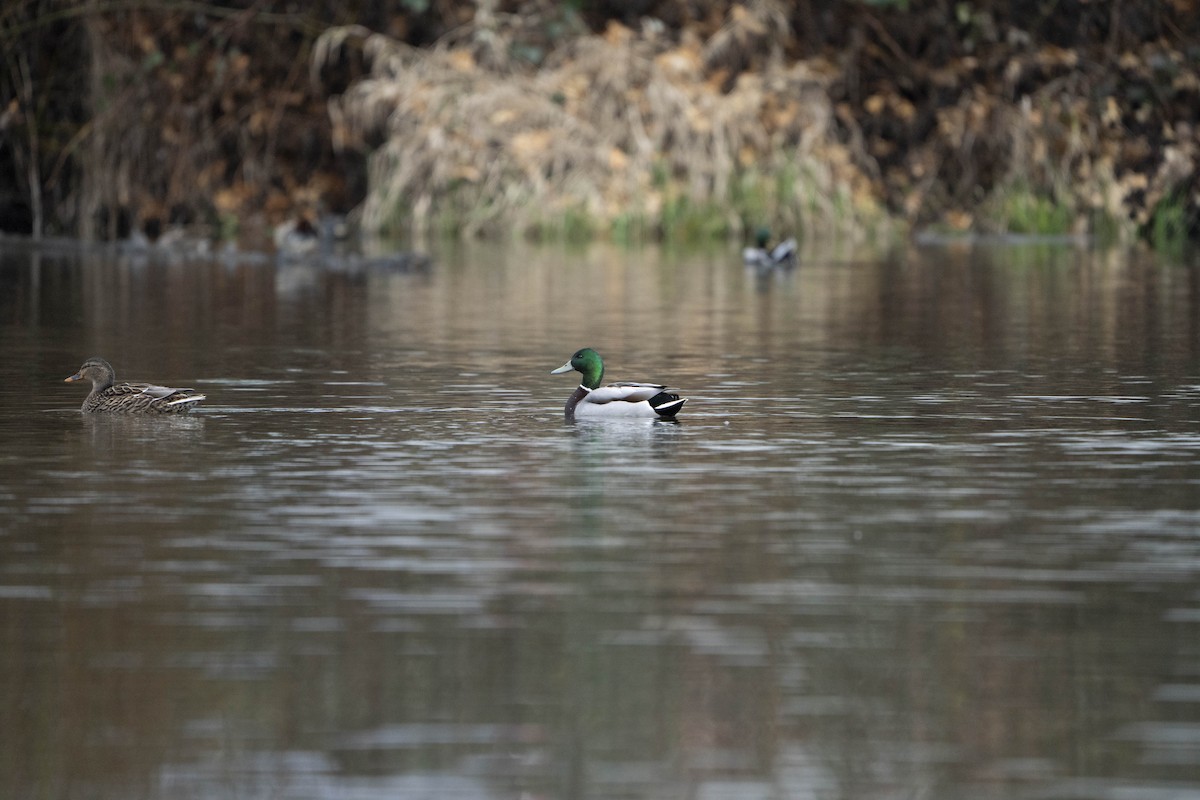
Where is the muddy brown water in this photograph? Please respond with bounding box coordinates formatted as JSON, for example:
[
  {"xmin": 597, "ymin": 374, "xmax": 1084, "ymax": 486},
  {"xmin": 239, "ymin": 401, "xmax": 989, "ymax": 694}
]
[{"xmin": 1, "ymin": 238, "xmax": 1199, "ymax": 799}]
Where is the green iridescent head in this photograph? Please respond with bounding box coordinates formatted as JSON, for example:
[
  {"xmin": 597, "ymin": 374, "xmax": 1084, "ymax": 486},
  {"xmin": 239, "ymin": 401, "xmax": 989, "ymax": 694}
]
[{"xmin": 550, "ymin": 347, "xmax": 605, "ymax": 389}]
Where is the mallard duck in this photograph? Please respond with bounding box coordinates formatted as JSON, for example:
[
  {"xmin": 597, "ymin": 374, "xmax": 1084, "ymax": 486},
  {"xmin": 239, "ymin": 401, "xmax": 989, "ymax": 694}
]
[
  {"xmin": 742, "ymin": 227, "xmax": 797, "ymax": 269},
  {"xmin": 64, "ymin": 357, "xmax": 205, "ymax": 413},
  {"xmin": 551, "ymin": 348, "xmax": 686, "ymax": 419},
  {"xmin": 272, "ymin": 214, "xmax": 321, "ymax": 261}
]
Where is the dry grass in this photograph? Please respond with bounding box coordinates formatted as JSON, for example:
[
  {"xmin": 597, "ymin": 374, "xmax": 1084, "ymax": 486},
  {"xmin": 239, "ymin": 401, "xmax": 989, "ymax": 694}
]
[{"xmin": 316, "ymin": 14, "xmax": 883, "ymax": 241}]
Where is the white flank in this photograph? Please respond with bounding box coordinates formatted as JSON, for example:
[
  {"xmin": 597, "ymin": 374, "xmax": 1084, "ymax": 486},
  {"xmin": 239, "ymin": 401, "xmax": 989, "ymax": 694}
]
[
  {"xmin": 586, "ymin": 383, "xmax": 666, "ymax": 404},
  {"xmin": 743, "ymin": 247, "xmax": 770, "ymax": 267},
  {"xmin": 166, "ymin": 394, "xmax": 205, "ymax": 406},
  {"xmin": 574, "ymin": 399, "xmax": 660, "ymax": 418}
]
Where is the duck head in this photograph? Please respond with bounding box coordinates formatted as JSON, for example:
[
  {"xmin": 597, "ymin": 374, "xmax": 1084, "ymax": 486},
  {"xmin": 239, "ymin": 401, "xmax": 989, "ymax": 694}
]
[
  {"xmin": 65, "ymin": 357, "xmax": 117, "ymax": 391},
  {"xmin": 551, "ymin": 347, "xmax": 605, "ymax": 390}
]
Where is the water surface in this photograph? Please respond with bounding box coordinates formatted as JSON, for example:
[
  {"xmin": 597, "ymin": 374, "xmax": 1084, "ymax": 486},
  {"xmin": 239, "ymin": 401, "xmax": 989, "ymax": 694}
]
[{"xmin": 1, "ymin": 238, "xmax": 1199, "ymax": 800}]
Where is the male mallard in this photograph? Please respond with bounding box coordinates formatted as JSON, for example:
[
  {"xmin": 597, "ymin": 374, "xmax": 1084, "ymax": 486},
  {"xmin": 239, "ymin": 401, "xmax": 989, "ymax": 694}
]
[
  {"xmin": 551, "ymin": 348, "xmax": 686, "ymax": 419},
  {"xmin": 64, "ymin": 357, "xmax": 205, "ymax": 413},
  {"xmin": 273, "ymin": 214, "xmax": 320, "ymax": 259},
  {"xmin": 742, "ymin": 227, "xmax": 797, "ymax": 269}
]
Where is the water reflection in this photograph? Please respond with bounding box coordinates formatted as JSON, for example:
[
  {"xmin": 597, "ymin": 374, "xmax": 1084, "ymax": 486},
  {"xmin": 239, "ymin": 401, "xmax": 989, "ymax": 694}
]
[{"xmin": 0, "ymin": 239, "xmax": 1199, "ymax": 799}]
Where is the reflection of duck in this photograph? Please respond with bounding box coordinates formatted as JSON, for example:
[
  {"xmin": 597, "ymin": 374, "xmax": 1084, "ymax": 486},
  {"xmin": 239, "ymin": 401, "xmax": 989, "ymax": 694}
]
[
  {"xmin": 742, "ymin": 227, "xmax": 797, "ymax": 269},
  {"xmin": 64, "ymin": 357, "xmax": 205, "ymax": 413},
  {"xmin": 551, "ymin": 348, "xmax": 686, "ymax": 419}
]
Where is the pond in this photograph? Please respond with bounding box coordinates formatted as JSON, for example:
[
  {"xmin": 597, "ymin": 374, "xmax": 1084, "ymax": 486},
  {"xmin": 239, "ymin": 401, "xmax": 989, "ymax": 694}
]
[{"xmin": 1, "ymin": 236, "xmax": 1199, "ymax": 800}]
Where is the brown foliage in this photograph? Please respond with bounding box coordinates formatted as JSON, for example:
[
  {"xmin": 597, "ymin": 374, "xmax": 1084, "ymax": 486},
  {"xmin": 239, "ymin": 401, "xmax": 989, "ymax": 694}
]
[
  {"xmin": 822, "ymin": 2, "xmax": 1200, "ymax": 236},
  {"xmin": 0, "ymin": 1, "xmax": 380, "ymax": 241},
  {"xmin": 77, "ymin": 5, "xmax": 358, "ymax": 242},
  {"xmin": 317, "ymin": 0, "xmax": 1200, "ymax": 241},
  {"xmin": 2, "ymin": 0, "xmax": 1198, "ymax": 243}
]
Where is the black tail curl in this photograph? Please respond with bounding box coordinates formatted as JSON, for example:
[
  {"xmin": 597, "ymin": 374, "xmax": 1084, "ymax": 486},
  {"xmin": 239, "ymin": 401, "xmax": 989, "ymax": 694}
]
[{"xmin": 649, "ymin": 391, "xmax": 686, "ymax": 418}]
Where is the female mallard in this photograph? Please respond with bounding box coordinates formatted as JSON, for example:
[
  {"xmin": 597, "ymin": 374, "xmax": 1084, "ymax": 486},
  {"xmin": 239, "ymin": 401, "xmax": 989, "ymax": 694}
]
[
  {"xmin": 64, "ymin": 357, "xmax": 205, "ymax": 413},
  {"xmin": 551, "ymin": 348, "xmax": 686, "ymax": 419},
  {"xmin": 742, "ymin": 227, "xmax": 797, "ymax": 269}
]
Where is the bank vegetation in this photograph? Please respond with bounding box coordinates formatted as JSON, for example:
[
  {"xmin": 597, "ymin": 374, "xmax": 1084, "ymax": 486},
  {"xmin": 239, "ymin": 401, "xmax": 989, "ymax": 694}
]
[{"xmin": 2, "ymin": 0, "xmax": 1197, "ymax": 249}]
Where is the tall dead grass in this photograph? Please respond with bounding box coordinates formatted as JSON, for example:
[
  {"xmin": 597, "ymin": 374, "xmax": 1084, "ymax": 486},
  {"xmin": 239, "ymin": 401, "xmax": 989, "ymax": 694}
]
[{"xmin": 316, "ymin": 15, "xmax": 882, "ymax": 241}]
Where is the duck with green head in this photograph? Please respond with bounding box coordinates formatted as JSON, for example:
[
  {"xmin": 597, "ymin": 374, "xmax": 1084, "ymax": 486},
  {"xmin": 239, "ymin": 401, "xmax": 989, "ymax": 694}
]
[
  {"xmin": 64, "ymin": 356, "xmax": 205, "ymax": 413},
  {"xmin": 742, "ymin": 227, "xmax": 797, "ymax": 269},
  {"xmin": 551, "ymin": 348, "xmax": 686, "ymax": 419}
]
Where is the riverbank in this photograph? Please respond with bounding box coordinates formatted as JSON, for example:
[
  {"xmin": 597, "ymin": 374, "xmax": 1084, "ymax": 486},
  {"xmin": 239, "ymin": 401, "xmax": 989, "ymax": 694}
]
[{"xmin": 2, "ymin": 2, "xmax": 1197, "ymax": 250}]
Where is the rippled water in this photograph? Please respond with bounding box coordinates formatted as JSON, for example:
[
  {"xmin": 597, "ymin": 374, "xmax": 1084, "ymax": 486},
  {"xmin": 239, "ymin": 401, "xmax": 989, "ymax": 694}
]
[{"xmin": 1, "ymin": 238, "xmax": 1199, "ymax": 799}]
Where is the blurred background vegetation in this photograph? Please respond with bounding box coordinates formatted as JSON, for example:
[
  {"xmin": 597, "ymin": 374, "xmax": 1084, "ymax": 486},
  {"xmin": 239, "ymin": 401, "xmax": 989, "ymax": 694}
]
[{"xmin": 1, "ymin": 0, "xmax": 1197, "ymax": 248}]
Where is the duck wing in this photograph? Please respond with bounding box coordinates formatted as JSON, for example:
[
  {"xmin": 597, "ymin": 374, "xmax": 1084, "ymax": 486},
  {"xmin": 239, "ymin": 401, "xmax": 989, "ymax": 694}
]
[
  {"xmin": 770, "ymin": 238, "xmax": 798, "ymax": 264},
  {"xmin": 112, "ymin": 382, "xmax": 205, "ymax": 406},
  {"xmin": 585, "ymin": 381, "xmax": 669, "ymax": 405},
  {"xmin": 120, "ymin": 382, "xmax": 181, "ymax": 398}
]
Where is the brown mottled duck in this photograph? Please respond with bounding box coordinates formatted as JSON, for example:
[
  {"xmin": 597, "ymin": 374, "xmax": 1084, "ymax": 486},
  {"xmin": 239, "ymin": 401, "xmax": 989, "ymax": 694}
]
[{"xmin": 64, "ymin": 357, "xmax": 205, "ymax": 413}]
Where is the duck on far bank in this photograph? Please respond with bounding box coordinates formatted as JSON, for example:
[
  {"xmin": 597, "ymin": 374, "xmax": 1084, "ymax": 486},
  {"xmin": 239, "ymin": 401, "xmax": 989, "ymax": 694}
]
[
  {"xmin": 742, "ymin": 227, "xmax": 797, "ymax": 269},
  {"xmin": 273, "ymin": 214, "xmax": 322, "ymax": 259},
  {"xmin": 551, "ymin": 348, "xmax": 686, "ymax": 419},
  {"xmin": 64, "ymin": 357, "xmax": 205, "ymax": 413}
]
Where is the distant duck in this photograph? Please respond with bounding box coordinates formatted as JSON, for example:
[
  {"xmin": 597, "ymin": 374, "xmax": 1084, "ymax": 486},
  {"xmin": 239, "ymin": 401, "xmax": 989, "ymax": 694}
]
[
  {"xmin": 551, "ymin": 348, "xmax": 686, "ymax": 419},
  {"xmin": 273, "ymin": 215, "xmax": 320, "ymax": 259},
  {"xmin": 64, "ymin": 357, "xmax": 205, "ymax": 413},
  {"xmin": 742, "ymin": 227, "xmax": 797, "ymax": 269}
]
